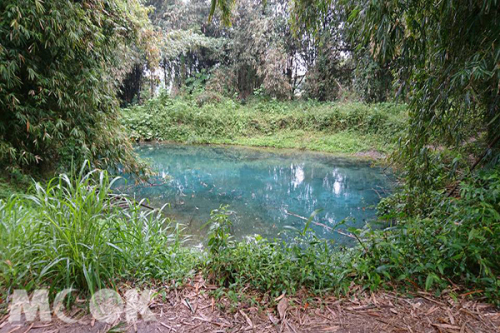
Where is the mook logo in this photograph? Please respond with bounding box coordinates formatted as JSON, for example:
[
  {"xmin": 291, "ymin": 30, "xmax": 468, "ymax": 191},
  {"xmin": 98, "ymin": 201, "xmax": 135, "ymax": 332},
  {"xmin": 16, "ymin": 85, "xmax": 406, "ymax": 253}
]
[{"xmin": 8, "ymin": 288, "xmax": 156, "ymax": 324}]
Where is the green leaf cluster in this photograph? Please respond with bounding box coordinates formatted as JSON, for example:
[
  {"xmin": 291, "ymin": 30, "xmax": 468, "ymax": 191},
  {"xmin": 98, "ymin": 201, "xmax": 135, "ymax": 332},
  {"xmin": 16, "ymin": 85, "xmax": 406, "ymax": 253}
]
[
  {"xmin": 0, "ymin": 0, "xmax": 153, "ymax": 175},
  {"xmin": 121, "ymin": 92, "xmax": 407, "ymax": 149}
]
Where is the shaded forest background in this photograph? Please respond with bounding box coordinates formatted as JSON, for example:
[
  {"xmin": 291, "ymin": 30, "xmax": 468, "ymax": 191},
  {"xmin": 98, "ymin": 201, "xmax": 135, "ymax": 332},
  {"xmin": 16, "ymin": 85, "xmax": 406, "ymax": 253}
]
[{"xmin": 121, "ymin": 0, "xmax": 394, "ymax": 105}]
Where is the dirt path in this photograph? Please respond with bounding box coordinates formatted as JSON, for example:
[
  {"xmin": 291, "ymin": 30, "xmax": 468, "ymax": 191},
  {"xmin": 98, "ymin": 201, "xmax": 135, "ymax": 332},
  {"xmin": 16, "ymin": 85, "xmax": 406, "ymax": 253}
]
[{"xmin": 1, "ymin": 279, "xmax": 499, "ymax": 333}]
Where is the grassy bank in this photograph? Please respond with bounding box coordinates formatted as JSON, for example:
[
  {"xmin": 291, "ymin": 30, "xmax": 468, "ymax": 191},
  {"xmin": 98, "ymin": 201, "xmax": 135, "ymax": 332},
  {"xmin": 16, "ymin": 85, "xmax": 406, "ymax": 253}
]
[
  {"xmin": 121, "ymin": 93, "xmax": 407, "ymax": 156},
  {"xmin": 1, "ymin": 166, "xmax": 499, "ymax": 307},
  {"xmin": 0, "ymin": 167, "xmax": 198, "ymax": 306}
]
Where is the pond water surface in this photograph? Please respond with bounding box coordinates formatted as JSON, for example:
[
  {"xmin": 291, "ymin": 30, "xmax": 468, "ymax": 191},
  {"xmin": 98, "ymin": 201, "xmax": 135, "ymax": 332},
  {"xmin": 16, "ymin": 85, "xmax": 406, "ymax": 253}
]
[{"xmin": 117, "ymin": 143, "xmax": 393, "ymax": 245}]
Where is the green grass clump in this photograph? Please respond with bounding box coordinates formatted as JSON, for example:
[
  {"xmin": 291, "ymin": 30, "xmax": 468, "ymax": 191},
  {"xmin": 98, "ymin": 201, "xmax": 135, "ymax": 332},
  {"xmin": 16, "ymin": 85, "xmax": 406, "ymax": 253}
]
[
  {"xmin": 0, "ymin": 180, "xmax": 22, "ymax": 200},
  {"xmin": 203, "ymin": 207, "xmax": 354, "ymax": 297},
  {"xmin": 0, "ymin": 164, "xmax": 200, "ymax": 298},
  {"xmin": 121, "ymin": 93, "xmax": 407, "ymax": 155}
]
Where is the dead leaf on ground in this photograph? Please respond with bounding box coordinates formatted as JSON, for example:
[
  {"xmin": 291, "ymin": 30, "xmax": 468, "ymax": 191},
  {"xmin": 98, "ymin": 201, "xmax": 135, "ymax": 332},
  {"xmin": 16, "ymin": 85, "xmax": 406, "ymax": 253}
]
[{"xmin": 278, "ymin": 297, "xmax": 288, "ymax": 321}]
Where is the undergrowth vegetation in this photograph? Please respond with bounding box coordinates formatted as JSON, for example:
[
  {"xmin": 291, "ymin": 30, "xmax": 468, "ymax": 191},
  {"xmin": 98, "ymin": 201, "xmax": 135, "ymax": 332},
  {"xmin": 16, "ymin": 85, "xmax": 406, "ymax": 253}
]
[
  {"xmin": 1, "ymin": 165, "xmax": 498, "ymax": 306},
  {"xmin": 121, "ymin": 92, "xmax": 407, "ymax": 154},
  {"xmin": 0, "ymin": 178, "xmax": 25, "ymax": 200},
  {"xmin": 203, "ymin": 167, "xmax": 500, "ymax": 304},
  {"xmin": 0, "ymin": 165, "xmax": 198, "ymax": 304},
  {"xmin": 204, "ymin": 207, "xmax": 352, "ymax": 297},
  {"xmin": 368, "ymin": 169, "xmax": 500, "ymax": 301}
]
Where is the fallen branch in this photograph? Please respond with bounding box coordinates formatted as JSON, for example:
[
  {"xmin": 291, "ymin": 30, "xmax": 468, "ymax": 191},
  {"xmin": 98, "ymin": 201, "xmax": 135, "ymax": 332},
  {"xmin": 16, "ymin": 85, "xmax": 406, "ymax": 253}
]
[
  {"xmin": 284, "ymin": 210, "xmax": 355, "ymax": 239},
  {"xmin": 160, "ymin": 322, "xmax": 177, "ymax": 331}
]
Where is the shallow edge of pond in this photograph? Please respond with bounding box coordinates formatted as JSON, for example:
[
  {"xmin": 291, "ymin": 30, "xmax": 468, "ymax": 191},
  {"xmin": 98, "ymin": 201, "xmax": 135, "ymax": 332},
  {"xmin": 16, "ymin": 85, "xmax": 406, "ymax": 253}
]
[{"xmin": 132, "ymin": 139, "xmax": 389, "ymax": 163}]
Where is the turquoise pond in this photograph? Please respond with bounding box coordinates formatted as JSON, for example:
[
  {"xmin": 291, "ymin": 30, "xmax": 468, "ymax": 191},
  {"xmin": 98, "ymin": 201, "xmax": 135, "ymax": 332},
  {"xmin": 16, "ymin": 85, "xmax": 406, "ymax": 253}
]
[{"xmin": 116, "ymin": 143, "xmax": 394, "ymax": 245}]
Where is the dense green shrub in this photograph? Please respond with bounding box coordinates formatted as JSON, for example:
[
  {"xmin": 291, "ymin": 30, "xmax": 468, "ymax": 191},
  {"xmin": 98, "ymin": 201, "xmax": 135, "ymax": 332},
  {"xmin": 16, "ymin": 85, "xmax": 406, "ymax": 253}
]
[
  {"xmin": 0, "ymin": 165, "xmax": 199, "ymax": 296},
  {"xmin": 121, "ymin": 92, "xmax": 407, "ymax": 145},
  {"xmin": 367, "ymin": 167, "xmax": 500, "ymax": 301},
  {"xmin": 0, "ymin": 0, "xmax": 154, "ymax": 176},
  {"xmin": 204, "ymin": 207, "xmax": 352, "ymax": 296}
]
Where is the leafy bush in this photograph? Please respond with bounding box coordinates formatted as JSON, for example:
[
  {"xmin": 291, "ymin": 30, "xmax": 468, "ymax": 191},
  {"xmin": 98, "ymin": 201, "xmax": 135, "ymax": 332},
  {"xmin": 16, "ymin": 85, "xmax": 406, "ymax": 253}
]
[
  {"xmin": 121, "ymin": 93, "xmax": 407, "ymax": 149},
  {"xmin": 204, "ymin": 206, "xmax": 352, "ymax": 297},
  {"xmin": 365, "ymin": 167, "xmax": 500, "ymax": 302},
  {"xmin": 0, "ymin": 0, "xmax": 155, "ymax": 176},
  {"xmin": 0, "ymin": 165, "xmax": 199, "ymax": 296},
  {"xmin": 203, "ymin": 168, "xmax": 500, "ymax": 304}
]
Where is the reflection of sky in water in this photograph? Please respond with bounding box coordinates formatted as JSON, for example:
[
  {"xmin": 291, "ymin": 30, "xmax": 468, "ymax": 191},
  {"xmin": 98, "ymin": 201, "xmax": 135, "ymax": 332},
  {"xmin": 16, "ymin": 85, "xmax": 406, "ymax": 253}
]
[{"xmin": 115, "ymin": 143, "xmax": 394, "ymax": 245}]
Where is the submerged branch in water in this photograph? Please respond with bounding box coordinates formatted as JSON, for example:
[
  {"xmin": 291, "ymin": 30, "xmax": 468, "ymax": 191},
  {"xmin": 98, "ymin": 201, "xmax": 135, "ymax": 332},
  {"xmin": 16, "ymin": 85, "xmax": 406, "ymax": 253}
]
[{"xmin": 284, "ymin": 209, "xmax": 355, "ymax": 239}]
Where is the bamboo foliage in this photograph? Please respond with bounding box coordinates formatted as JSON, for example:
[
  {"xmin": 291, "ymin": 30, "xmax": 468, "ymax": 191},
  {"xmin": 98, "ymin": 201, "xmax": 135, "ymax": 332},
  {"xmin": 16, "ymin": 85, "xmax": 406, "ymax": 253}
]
[{"xmin": 0, "ymin": 0, "xmax": 156, "ymax": 175}]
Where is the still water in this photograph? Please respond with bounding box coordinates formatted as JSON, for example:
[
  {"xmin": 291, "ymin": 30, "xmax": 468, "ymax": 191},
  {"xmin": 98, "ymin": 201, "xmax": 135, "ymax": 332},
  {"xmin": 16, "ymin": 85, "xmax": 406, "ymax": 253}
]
[{"xmin": 117, "ymin": 143, "xmax": 393, "ymax": 245}]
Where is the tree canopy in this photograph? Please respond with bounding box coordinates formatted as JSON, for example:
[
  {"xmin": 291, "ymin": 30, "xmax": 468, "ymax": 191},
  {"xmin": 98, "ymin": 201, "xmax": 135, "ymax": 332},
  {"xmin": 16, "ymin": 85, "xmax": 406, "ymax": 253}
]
[
  {"xmin": 0, "ymin": 0, "xmax": 156, "ymax": 175},
  {"xmin": 348, "ymin": 0, "xmax": 500, "ymax": 189},
  {"xmin": 117, "ymin": 0, "xmax": 394, "ymax": 102}
]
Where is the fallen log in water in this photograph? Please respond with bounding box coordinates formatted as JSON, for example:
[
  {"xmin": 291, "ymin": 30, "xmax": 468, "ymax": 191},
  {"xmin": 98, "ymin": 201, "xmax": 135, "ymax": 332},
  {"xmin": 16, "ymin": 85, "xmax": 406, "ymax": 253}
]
[{"xmin": 283, "ymin": 209, "xmax": 355, "ymax": 239}]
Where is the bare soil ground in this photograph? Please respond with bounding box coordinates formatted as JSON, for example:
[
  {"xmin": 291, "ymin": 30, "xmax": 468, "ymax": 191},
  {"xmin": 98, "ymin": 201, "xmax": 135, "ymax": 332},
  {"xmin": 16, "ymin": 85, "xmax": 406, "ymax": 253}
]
[{"xmin": 1, "ymin": 277, "xmax": 499, "ymax": 333}]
